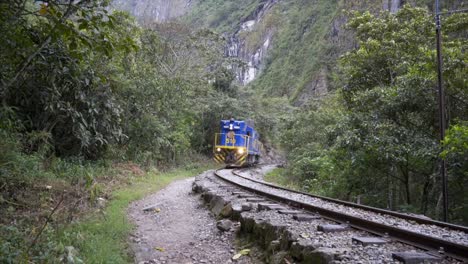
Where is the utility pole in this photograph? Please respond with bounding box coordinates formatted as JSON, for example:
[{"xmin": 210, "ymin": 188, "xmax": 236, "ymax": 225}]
[{"xmin": 435, "ymin": 0, "xmax": 448, "ymax": 222}]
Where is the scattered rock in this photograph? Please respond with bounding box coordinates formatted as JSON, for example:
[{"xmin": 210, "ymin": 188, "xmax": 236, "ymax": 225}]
[
  {"xmin": 220, "ymin": 203, "xmax": 233, "ymax": 218},
  {"xmin": 217, "ymin": 219, "xmax": 233, "ymax": 232},
  {"xmin": 129, "ymin": 175, "xmax": 254, "ymax": 264},
  {"xmin": 142, "ymin": 205, "xmax": 158, "ymax": 212},
  {"xmin": 96, "ymin": 197, "xmax": 107, "ymax": 208},
  {"xmin": 241, "ymin": 203, "xmax": 253, "ymax": 211}
]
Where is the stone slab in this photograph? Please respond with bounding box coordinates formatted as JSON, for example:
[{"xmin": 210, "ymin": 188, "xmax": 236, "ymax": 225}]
[
  {"xmin": 202, "ymin": 191, "xmax": 217, "ymax": 203},
  {"xmin": 352, "ymin": 236, "xmax": 388, "ymax": 246},
  {"xmin": 217, "ymin": 219, "xmax": 233, "ymax": 232},
  {"xmin": 257, "ymin": 203, "xmax": 285, "ymax": 211},
  {"xmin": 232, "ymin": 204, "xmax": 242, "ymax": 213},
  {"xmin": 278, "ymin": 210, "xmax": 302, "ymax": 215},
  {"xmin": 220, "ymin": 188, "xmax": 237, "ymax": 192},
  {"xmin": 220, "ymin": 203, "xmax": 233, "ymax": 218},
  {"xmin": 231, "ymin": 204, "xmax": 243, "ymax": 221},
  {"xmin": 210, "ymin": 196, "xmax": 228, "ymax": 215},
  {"xmin": 317, "ymin": 224, "xmax": 350, "ymax": 232},
  {"xmin": 237, "ymin": 194, "xmax": 257, "ymax": 198},
  {"xmin": 241, "ymin": 203, "xmax": 253, "ymax": 211},
  {"xmin": 293, "ymin": 214, "xmax": 321, "ymax": 222},
  {"xmin": 232, "ymin": 191, "xmax": 245, "ymax": 195},
  {"xmin": 246, "ymin": 198, "xmax": 267, "ymax": 202},
  {"xmin": 142, "ymin": 205, "xmax": 158, "ymax": 212},
  {"xmin": 392, "ymin": 252, "xmax": 442, "ymax": 264},
  {"xmin": 305, "ymin": 247, "xmax": 351, "ymax": 263}
]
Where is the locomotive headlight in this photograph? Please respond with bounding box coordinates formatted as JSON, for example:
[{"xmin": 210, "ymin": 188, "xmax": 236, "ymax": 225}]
[
  {"xmin": 238, "ymin": 148, "xmax": 244, "ymax": 154},
  {"xmin": 216, "ymin": 148, "xmax": 221, "ymax": 152}
]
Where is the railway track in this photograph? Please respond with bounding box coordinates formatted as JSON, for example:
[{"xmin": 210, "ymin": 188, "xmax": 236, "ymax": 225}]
[{"xmin": 213, "ymin": 167, "xmax": 468, "ymax": 263}]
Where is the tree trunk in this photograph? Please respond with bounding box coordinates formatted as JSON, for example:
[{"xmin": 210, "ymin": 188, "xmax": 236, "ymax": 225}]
[
  {"xmin": 405, "ymin": 176, "xmax": 411, "ymax": 205},
  {"xmin": 420, "ymin": 175, "xmax": 432, "ymax": 214},
  {"xmin": 399, "ymin": 164, "xmax": 411, "ymax": 205},
  {"xmin": 387, "ymin": 172, "xmax": 393, "ymax": 210},
  {"xmin": 435, "ymin": 192, "xmax": 443, "ymax": 219}
]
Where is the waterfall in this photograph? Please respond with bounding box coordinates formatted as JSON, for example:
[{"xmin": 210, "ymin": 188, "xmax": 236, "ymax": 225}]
[
  {"xmin": 383, "ymin": 0, "xmax": 402, "ymax": 13},
  {"xmin": 225, "ymin": 0, "xmax": 277, "ymax": 85},
  {"xmin": 390, "ymin": 0, "xmax": 401, "ymax": 13}
]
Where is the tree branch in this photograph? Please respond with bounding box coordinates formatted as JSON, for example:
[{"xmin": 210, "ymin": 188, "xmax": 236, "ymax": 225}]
[
  {"xmin": 26, "ymin": 193, "xmax": 65, "ymax": 255},
  {"xmin": 1, "ymin": 0, "xmax": 75, "ymax": 101}
]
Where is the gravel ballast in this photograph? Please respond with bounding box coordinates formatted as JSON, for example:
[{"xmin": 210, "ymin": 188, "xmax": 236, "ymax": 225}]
[
  {"xmin": 192, "ymin": 168, "xmax": 465, "ymax": 263},
  {"xmin": 220, "ymin": 169, "xmax": 468, "ymax": 247}
]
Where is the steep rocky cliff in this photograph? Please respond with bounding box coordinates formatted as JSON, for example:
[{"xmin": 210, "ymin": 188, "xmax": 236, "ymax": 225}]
[
  {"xmin": 181, "ymin": 0, "xmax": 413, "ymax": 101},
  {"xmin": 112, "ymin": 0, "xmax": 193, "ymax": 24},
  {"xmin": 225, "ymin": 0, "xmax": 276, "ymax": 85},
  {"xmin": 113, "ymin": 0, "xmax": 465, "ymax": 104}
]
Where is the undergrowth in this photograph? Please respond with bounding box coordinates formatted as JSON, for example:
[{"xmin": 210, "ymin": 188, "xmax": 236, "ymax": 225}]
[
  {"xmin": 59, "ymin": 165, "xmax": 213, "ymax": 263},
  {"xmin": 0, "ymin": 162, "xmax": 214, "ymax": 263},
  {"xmin": 264, "ymin": 168, "xmax": 301, "ymax": 191},
  {"xmin": 0, "ymin": 123, "xmax": 215, "ymax": 263}
]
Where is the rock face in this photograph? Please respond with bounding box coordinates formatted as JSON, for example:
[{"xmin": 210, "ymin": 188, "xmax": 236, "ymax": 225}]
[
  {"xmin": 112, "ymin": 0, "xmax": 193, "ymax": 24},
  {"xmin": 382, "ymin": 0, "xmax": 403, "ymax": 13},
  {"xmin": 113, "ymin": 0, "xmax": 466, "ymax": 103},
  {"xmin": 225, "ymin": 0, "xmax": 277, "ymax": 85},
  {"xmin": 217, "ymin": 219, "xmax": 233, "ymax": 231}
]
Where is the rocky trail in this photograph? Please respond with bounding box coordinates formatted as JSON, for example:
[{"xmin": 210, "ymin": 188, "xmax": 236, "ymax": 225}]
[{"xmin": 128, "ymin": 175, "xmax": 258, "ymax": 264}]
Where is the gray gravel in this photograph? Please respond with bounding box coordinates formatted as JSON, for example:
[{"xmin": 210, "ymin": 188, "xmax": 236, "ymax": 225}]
[
  {"xmin": 128, "ymin": 173, "xmax": 257, "ymax": 264},
  {"xmin": 221, "ymin": 168, "xmax": 468, "ymax": 247},
  {"xmin": 194, "ymin": 168, "xmax": 463, "ymax": 263}
]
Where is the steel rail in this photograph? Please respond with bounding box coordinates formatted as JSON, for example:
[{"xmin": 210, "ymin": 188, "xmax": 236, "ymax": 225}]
[
  {"xmin": 232, "ymin": 168, "xmax": 468, "ymax": 233},
  {"xmin": 214, "ymin": 168, "xmax": 468, "ymax": 262}
]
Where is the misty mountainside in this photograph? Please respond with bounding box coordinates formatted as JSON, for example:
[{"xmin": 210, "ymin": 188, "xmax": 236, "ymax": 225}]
[
  {"xmin": 112, "ymin": 0, "xmax": 193, "ymax": 24},
  {"xmin": 113, "ymin": 0, "xmax": 465, "ymax": 104}
]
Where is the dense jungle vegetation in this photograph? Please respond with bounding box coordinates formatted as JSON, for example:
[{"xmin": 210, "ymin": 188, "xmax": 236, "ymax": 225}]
[
  {"xmin": 184, "ymin": 0, "xmax": 467, "ymax": 224},
  {"xmin": 0, "ymin": 0, "xmax": 467, "ymax": 262},
  {"xmin": 0, "ymin": 0, "xmax": 260, "ymax": 261},
  {"xmin": 280, "ymin": 6, "xmax": 468, "ymax": 224}
]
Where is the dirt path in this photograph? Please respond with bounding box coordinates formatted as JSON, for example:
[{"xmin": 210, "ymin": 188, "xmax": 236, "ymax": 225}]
[{"xmin": 128, "ymin": 173, "xmax": 254, "ymax": 264}]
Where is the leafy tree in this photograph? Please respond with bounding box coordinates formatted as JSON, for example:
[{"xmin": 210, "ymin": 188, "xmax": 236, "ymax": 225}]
[
  {"xmin": 339, "ymin": 6, "xmax": 467, "ymax": 219},
  {"xmin": 0, "ymin": 0, "xmax": 136, "ymax": 158},
  {"xmin": 282, "ymin": 6, "xmax": 467, "ymax": 223}
]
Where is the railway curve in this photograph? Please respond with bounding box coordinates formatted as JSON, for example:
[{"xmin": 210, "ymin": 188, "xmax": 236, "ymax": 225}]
[{"xmin": 211, "ymin": 167, "xmax": 468, "ymax": 262}]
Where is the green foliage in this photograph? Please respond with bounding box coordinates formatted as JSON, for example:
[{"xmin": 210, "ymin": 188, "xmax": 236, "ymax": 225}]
[
  {"xmin": 442, "ymin": 123, "xmax": 468, "ymax": 223},
  {"xmin": 264, "ymin": 168, "xmax": 302, "ymax": 190},
  {"xmin": 442, "ymin": 123, "xmax": 468, "ymax": 158},
  {"xmin": 0, "ymin": 165, "xmax": 212, "ymax": 263},
  {"xmin": 114, "ymin": 23, "xmax": 239, "ymax": 164},
  {"xmin": 0, "ymin": 1, "xmax": 137, "ymax": 159},
  {"xmin": 59, "ymin": 165, "xmax": 213, "ymax": 263},
  {"xmin": 0, "ymin": 0, "xmax": 241, "ymax": 166},
  {"xmin": 282, "ymin": 6, "xmax": 468, "ymax": 223},
  {"xmin": 0, "ymin": 225, "xmax": 71, "ymax": 264},
  {"xmin": 184, "ymin": 0, "xmax": 262, "ymax": 33},
  {"xmin": 281, "ymin": 94, "xmax": 345, "ymax": 194},
  {"xmin": 250, "ymin": 0, "xmax": 340, "ymax": 98}
]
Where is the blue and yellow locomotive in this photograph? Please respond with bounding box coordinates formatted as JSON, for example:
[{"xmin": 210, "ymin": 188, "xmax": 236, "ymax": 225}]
[{"xmin": 213, "ymin": 119, "xmax": 263, "ymax": 167}]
